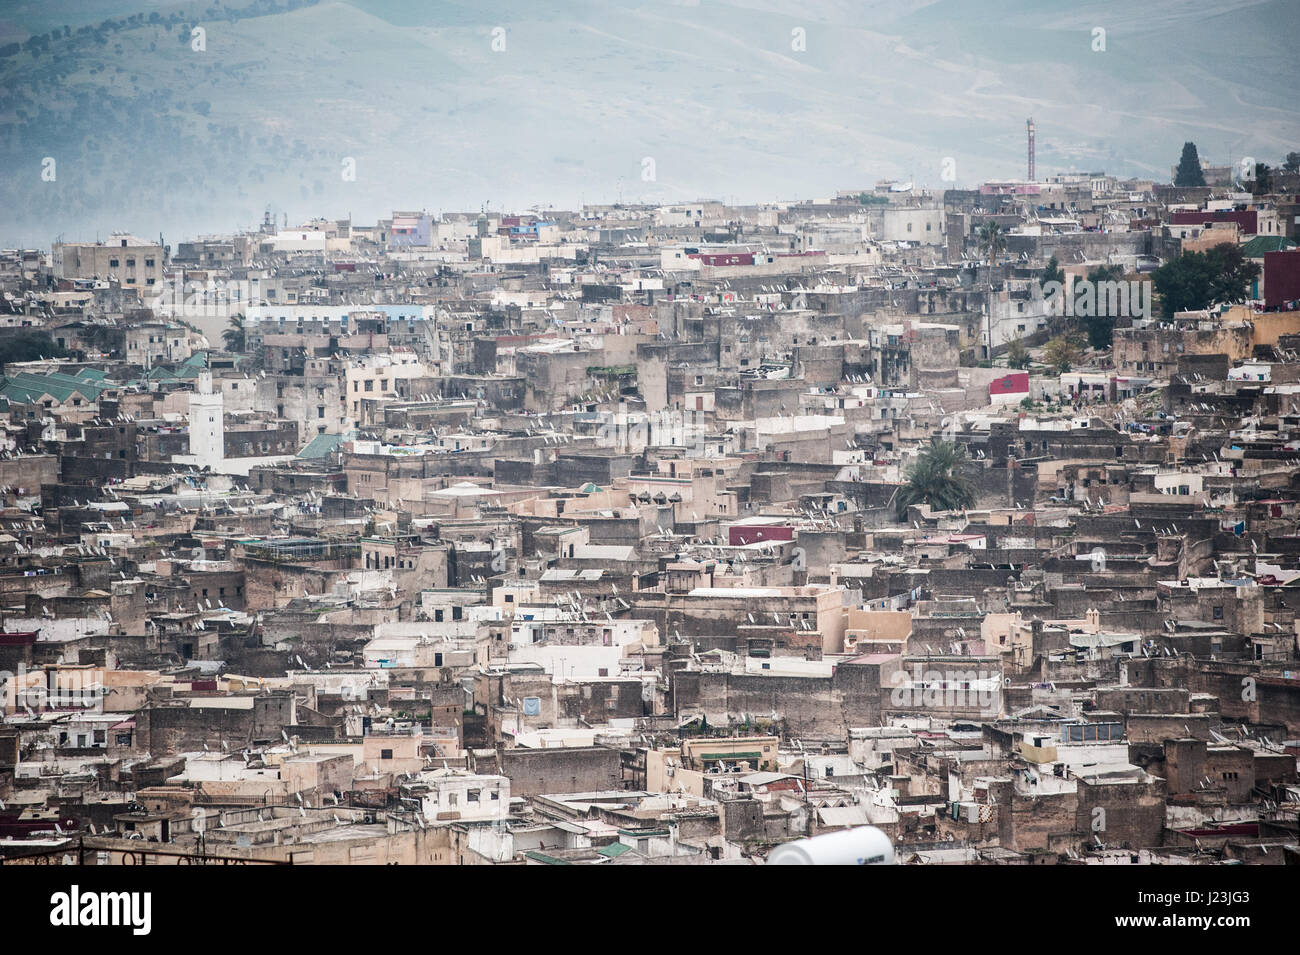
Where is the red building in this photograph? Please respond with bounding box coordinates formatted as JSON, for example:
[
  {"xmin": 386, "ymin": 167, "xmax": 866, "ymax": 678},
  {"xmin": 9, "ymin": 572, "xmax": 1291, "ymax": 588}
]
[
  {"xmin": 1264, "ymin": 249, "xmax": 1300, "ymax": 309},
  {"xmin": 1170, "ymin": 209, "xmax": 1258, "ymax": 234}
]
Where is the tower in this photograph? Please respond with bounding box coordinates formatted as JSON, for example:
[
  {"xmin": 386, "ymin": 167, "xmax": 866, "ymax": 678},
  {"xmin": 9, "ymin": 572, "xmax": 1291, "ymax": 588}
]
[
  {"xmin": 1027, "ymin": 117, "xmax": 1036, "ymax": 182},
  {"xmin": 188, "ymin": 371, "xmax": 225, "ymax": 468}
]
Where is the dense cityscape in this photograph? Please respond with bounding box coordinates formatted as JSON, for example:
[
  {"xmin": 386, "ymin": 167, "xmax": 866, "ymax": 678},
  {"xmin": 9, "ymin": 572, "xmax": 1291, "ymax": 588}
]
[
  {"xmin": 3, "ymin": 143, "xmax": 1299, "ymax": 869},
  {"xmin": 0, "ymin": 4, "xmax": 1297, "ymax": 914}
]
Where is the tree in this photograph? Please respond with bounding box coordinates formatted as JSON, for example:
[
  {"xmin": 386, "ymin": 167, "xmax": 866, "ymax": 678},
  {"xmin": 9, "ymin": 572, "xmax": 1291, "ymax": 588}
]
[
  {"xmin": 221, "ymin": 313, "xmax": 246, "ymax": 352},
  {"xmin": 1042, "ymin": 335, "xmax": 1083, "ymax": 373},
  {"xmin": 1204, "ymin": 244, "xmax": 1260, "ymax": 305},
  {"xmin": 0, "ymin": 331, "xmax": 70, "ymax": 366},
  {"xmin": 1080, "ymin": 264, "xmax": 1125, "ymax": 349},
  {"xmin": 978, "ymin": 221, "xmax": 1006, "ymax": 266},
  {"xmin": 1284, "ymin": 152, "xmax": 1300, "ymax": 175},
  {"xmin": 896, "ymin": 442, "xmax": 976, "ymax": 518},
  {"xmin": 1005, "ymin": 335, "xmax": 1030, "ymax": 369},
  {"xmin": 1040, "ymin": 255, "xmax": 1064, "ymax": 290},
  {"xmin": 1151, "ymin": 245, "xmax": 1260, "ymax": 317},
  {"xmin": 1175, "ymin": 142, "xmax": 1206, "ymax": 187},
  {"xmin": 1246, "ymin": 162, "xmax": 1273, "ymax": 195}
]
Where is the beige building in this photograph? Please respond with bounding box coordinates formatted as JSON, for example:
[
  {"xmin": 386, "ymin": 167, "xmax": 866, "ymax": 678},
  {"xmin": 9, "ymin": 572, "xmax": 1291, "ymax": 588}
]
[
  {"xmin": 55, "ymin": 233, "xmax": 166, "ymax": 288},
  {"xmin": 344, "ymin": 351, "xmax": 430, "ymax": 427}
]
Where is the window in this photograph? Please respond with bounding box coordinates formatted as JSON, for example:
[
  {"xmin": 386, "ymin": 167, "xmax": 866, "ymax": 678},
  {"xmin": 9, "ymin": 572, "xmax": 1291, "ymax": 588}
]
[
  {"xmin": 364, "ymin": 380, "xmax": 374, "ymax": 392},
  {"xmin": 1213, "ymin": 606, "xmax": 1223, "ymax": 620},
  {"xmin": 380, "ymin": 748, "xmax": 393, "ymax": 760}
]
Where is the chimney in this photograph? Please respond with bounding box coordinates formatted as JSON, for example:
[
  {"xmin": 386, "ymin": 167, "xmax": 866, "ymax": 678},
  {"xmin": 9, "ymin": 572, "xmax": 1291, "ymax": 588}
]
[{"xmin": 1027, "ymin": 118, "xmax": 1036, "ymax": 182}]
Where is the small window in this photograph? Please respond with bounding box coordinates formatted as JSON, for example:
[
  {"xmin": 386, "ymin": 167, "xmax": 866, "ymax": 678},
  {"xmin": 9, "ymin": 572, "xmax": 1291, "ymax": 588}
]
[{"xmin": 380, "ymin": 748, "xmax": 393, "ymax": 760}]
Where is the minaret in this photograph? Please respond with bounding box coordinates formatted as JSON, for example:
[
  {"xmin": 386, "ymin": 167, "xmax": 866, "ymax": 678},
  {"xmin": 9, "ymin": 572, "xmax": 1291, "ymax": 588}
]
[
  {"xmin": 1027, "ymin": 117, "xmax": 1036, "ymax": 182},
  {"xmin": 189, "ymin": 370, "xmax": 225, "ymax": 469}
]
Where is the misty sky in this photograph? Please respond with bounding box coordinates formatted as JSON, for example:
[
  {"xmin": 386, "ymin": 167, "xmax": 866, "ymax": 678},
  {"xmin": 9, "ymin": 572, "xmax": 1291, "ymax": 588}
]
[{"xmin": 1, "ymin": 0, "xmax": 1296, "ymax": 245}]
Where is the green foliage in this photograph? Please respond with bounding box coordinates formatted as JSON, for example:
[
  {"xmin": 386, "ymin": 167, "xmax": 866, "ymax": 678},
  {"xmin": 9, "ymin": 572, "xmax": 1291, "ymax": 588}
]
[
  {"xmin": 222, "ymin": 313, "xmax": 246, "ymax": 353},
  {"xmin": 1005, "ymin": 336, "xmax": 1030, "ymax": 369},
  {"xmin": 896, "ymin": 441, "xmax": 976, "ymax": 519},
  {"xmin": 1284, "ymin": 152, "xmax": 1300, "ymax": 175},
  {"xmin": 1085, "ymin": 264, "xmax": 1124, "ymax": 285},
  {"xmin": 1174, "ymin": 142, "xmax": 1206, "ymax": 187},
  {"xmin": 1081, "ymin": 264, "xmax": 1125, "ymax": 349},
  {"xmin": 1245, "ymin": 162, "xmax": 1273, "ymax": 195},
  {"xmin": 1151, "ymin": 245, "xmax": 1260, "ymax": 318},
  {"xmin": 978, "ymin": 221, "xmax": 1006, "ymax": 266},
  {"xmin": 1040, "ymin": 255, "xmax": 1064, "ymax": 289},
  {"xmin": 1042, "ymin": 335, "xmax": 1083, "ymax": 373},
  {"xmin": 0, "ymin": 331, "xmax": 70, "ymax": 365},
  {"xmin": 1084, "ymin": 313, "xmax": 1114, "ymax": 351}
]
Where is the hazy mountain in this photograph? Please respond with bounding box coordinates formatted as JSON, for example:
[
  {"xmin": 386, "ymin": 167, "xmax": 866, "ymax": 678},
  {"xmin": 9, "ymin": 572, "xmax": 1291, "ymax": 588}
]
[{"xmin": 1, "ymin": 0, "xmax": 1295, "ymax": 245}]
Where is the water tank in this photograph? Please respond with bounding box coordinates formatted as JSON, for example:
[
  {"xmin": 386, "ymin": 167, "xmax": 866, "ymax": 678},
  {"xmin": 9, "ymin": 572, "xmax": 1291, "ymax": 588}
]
[{"xmin": 766, "ymin": 826, "xmax": 894, "ymax": 865}]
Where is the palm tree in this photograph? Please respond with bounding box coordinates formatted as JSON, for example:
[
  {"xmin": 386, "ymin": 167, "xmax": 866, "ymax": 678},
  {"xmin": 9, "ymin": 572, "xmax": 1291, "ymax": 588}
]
[
  {"xmin": 222, "ymin": 313, "xmax": 246, "ymax": 353},
  {"xmin": 978, "ymin": 221, "xmax": 1006, "ymax": 267},
  {"xmin": 1005, "ymin": 335, "xmax": 1030, "ymax": 369},
  {"xmin": 976, "ymin": 222, "xmax": 1009, "ymax": 362},
  {"xmin": 896, "ymin": 441, "xmax": 976, "ymax": 519}
]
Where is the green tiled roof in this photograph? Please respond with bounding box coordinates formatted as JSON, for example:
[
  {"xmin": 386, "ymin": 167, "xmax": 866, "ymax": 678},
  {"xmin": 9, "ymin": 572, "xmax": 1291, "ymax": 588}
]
[
  {"xmin": 0, "ymin": 371, "xmax": 107, "ymax": 404},
  {"xmin": 595, "ymin": 842, "xmax": 633, "ymax": 857},
  {"xmin": 298, "ymin": 431, "xmax": 354, "ymax": 459},
  {"xmin": 523, "ymin": 850, "xmax": 571, "ymax": 865},
  {"xmin": 1241, "ymin": 235, "xmax": 1297, "ymax": 257}
]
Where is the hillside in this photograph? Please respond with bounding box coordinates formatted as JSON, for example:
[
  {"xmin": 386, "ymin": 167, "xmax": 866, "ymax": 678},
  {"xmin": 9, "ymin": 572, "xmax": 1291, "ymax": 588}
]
[{"xmin": 1, "ymin": 0, "xmax": 1295, "ymax": 244}]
